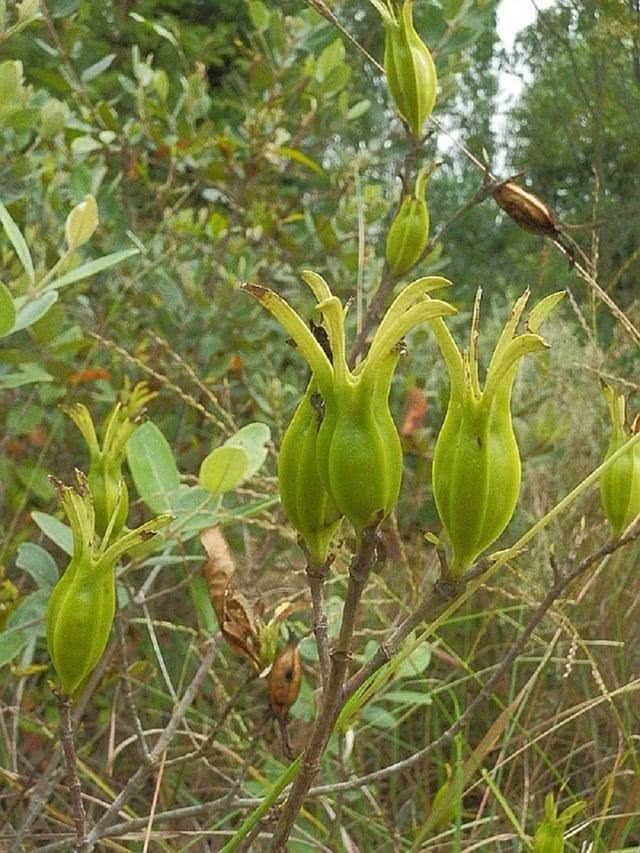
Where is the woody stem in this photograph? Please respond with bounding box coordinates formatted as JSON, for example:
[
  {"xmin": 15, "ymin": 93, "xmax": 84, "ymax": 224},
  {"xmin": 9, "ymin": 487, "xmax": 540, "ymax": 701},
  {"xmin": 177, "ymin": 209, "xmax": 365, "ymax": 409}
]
[{"xmin": 269, "ymin": 526, "xmax": 380, "ymax": 851}]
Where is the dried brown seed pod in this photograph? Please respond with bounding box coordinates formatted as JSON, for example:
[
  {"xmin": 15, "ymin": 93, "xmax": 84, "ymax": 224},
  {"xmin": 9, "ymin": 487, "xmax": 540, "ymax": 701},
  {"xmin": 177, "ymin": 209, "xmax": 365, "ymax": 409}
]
[
  {"xmin": 269, "ymin": 639, "xmax": 302, "ymax": 722},
  {"xmin": 492, "ymin": 181, "xmax": 559, "ymax": 237}
]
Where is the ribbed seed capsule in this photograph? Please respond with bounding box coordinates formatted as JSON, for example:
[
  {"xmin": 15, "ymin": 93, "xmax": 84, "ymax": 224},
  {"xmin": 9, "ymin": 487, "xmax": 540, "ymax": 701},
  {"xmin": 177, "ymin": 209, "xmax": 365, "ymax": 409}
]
[
  {"xmin": 599, "ymin": 383, "xmax": 640, "ymax": 536},
  {"xmin": 431, "ymin": 289, "xmax": 564, "ymax": 577},
  {"xmin": 243, "ymin": 271, "xmax": 455, "ymax": 535},
  {"xmin": 46, "ymin": 474, "xmax": 169, "ymax": 698},
  {"xmin": 278, "ymin": 379, "xmax": 342, "ymax": 564},
  {"xmin": 386, "ymin": 164, "xmax": 432, "ymax": 277},
  {"xmin": 384, "ymin": 0, "xmax": 437, "ymax": 139}
]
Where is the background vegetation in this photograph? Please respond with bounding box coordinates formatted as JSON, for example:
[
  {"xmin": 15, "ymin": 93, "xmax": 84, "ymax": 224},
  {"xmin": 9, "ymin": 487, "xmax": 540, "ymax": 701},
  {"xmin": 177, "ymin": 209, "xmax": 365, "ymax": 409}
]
[{"xmin": 1, "ymin": 0, "xmax": 639, "ymax": 849}]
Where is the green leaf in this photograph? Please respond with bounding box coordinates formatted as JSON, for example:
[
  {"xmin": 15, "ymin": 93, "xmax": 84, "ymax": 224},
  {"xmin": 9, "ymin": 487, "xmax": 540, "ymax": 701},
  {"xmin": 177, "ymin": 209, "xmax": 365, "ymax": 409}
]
[
  {"xmin": 362, "ymin": 704, "xmax": 397, "ymax": 729},
  {"xmin": 440, "ymin": 0, "xmax": 466, "ymax": 22},
  {"xmin": 190, "ymin": 575, "xmax": 218, "ymax": 634},
  {"xmin": 31, "ymin": 512, "xmax": 73, "ymax": 555},
  {"xmin": 248, "ymin": 0, "xmax": 270, "ymax": 32},
  {"xmin": 14, "ymin": 463, "xmax": 55, "ymax": 502},
  {"xmin": 126, "ymin": 421, "xmax": 181, "ymax": 513},
  {"xmin": 0, "ymin": 364, "xmax": 53, "ymax": 389},
  {"xmin": 397, "ymin": 641, "xmax": 432, "ymax": 677},
  {"xmin": 81, "ymin": 53, "xmax": 116, "ymax": 82},
  {"xmin": 16, "ymin": 543, "xmax": 58, "ymax": 590},
  {"xmin": 382, "ymin": 689, "xmax": 433, "ymax": 706},
  {"xmin": 276, "ymin": 146, "xmax": 323, "ymax": 176},
  {"xmin": 129, "ymin": 11, "xmax": 179, "ymax": 48},
  {"xmin": 224, "ymin": 422, "xmax": 270, "ymax": 480},
  {"xmin": 0, "ymin": 199, "xmax": 35, "ymax": 286},
  {"xmin": 168, "ymin": 486, "xmax": 221, "ymax": 537},
  {"xmin": 347, "ymin": 99, "xmax": 371, "ymax": 121},
  {"xmin": 316, "ymin": 38, "xmax": 345, "ymax": 82},
  {"xmin": 0, "ymin": 590, "xmax": 49, "ymax": 669},
  {"xmin": 43, "ymin": 248, "xmax": 139, "ymax": 292},
  {"xmin": 320, "ymin": 63, "xmax": 350, "ymax": 97},
  {"xmin": 0, "ymin": 281, "xmax": 16, "ymax": 336},
  {"xmin": 12, "ymin": 291, "xmax": 58, "ymax": 333},
  {"xmin": 199, "ymin": 446, "xmax": 248, "ymax": 497},
  {"xmin": 71, "ymin": 136, "xmax": 102, "ymax": 155}
]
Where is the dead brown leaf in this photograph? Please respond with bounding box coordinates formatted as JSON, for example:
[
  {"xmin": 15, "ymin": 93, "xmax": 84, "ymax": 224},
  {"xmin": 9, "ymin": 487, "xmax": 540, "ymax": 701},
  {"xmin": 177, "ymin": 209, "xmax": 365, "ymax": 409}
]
[{"xmin": 201, "ymin": 527, "xmax": 261, "ymax": 671}]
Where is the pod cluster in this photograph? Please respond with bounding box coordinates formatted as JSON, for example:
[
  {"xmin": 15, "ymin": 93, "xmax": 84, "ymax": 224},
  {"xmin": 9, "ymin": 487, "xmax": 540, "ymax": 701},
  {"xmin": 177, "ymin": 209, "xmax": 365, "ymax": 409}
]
[{"xmin": 244, "ymin": 271, "xmax": 455, "ymax": 559}]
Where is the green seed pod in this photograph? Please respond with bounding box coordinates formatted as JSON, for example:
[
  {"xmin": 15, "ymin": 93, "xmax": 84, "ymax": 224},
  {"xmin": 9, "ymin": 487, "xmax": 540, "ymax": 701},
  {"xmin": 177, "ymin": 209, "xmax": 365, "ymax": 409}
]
[
  {"xmin": 384, "ymin": 0, "xmax": 437, "ymax": 139},
  {"xmin": 432, "ymin": 290, "xmax": 564, "ymax": 577},
  {"xmin": 317, "ymin": 343, "xmax": 404, "ymax": 532},
  {"xmin": 47, "ymin": 474, "xmax": 170, "ymax": 698},
  {"xmin": 244, "ymin": 271, "xmax": 455, "ymax": 534},
  {"xmin": 599, "ymin": 383, "xmax": 640, "ymax": 536},
  {"xmin": 386, "ymin": 164, "xmax": 432, "ymax": 277},
  {"xmin": 65, "ymin": 382, "xmax": 156, "ymax": 540},
  {"xmin": 278, "ymin": 379, "xmax": 342, "ymax": 564}
]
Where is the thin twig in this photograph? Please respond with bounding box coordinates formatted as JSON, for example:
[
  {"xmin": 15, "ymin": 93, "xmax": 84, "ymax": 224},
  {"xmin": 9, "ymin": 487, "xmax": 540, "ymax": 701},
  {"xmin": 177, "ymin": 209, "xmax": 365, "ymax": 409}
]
[
  {"xmin": 55, "ymin": 692, "xmax": 87, "ymax": 851},
  {"xmin": 304, "ymin": 552, "xmax": 333, "ymax": 693}
]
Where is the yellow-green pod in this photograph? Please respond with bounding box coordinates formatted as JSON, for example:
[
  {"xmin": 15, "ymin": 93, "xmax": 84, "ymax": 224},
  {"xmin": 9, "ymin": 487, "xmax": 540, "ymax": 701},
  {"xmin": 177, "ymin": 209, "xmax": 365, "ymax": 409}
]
[
  {"xmin": 243, "ymin": 272, "xmax": 455, "ymax": 535},
  {"xmin": 318, "ymin": 348, "xmax": 403, "ymax": 532},
  {"xmin": 46, "ymin": 485, "xmax": 115, "ymax": 697},
  {"xmin": 599, "ymin": 383, "xmax": 640, "ymax": 536},
  {"xmin": 46, "ymin": 477, "xmax": 170, "ymax": 698},
  {"xmin": 47, "ymin": 549, "xmax": 116, "ymax": 698},
  {"xmin": 431, "ymin": 290, "xmax": 564, "ymax": 577},
  {"xmin": 384, "ymin": 0, "xmax": 437, "ymax": 139},
  {"xmin": 278, "ymin": 379, "xmax": 342, "ymax": 564},
  {"xmin": 385, "ymin": 164, "xmax": 431, "ymax": 277}
]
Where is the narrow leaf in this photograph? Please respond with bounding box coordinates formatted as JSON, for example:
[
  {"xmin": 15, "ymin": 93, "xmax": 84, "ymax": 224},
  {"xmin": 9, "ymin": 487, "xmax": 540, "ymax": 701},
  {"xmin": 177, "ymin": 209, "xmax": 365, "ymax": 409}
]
[
  {"xmin": 43, "ymin": 248, "xmax": 139, "ymax": 292},
  {"xmin": 0, "ymin": 200, "xmax": 35, "ymax": 286},
  {"xmin": 12, "ymin": 291, "xmax": 58, "ymax": 333},
  {"xmin": 0, "ymin": 282, "xmax": 16, "ymax": 336}
]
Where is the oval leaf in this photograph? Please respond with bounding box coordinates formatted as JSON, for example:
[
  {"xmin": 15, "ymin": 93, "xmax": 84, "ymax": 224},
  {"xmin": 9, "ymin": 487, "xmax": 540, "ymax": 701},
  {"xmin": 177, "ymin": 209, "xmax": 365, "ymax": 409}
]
[
  {"xmin": 126, "ymin": 421, "xmax": 181, "ymax": 513},
  {"xmin": 199, "ymin": 446, "xmax": 248, "ymax": 497},
  {"xmin": 16, "ymin": 542, "xmax": 58, "ymax": 590},
  {"xmin": 31, "ymin": 511, "xmax": 73, "ymax": 555},
  {"xmin": 224, "ymin": 422, "xmax": 270, "ymax": 480}
]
